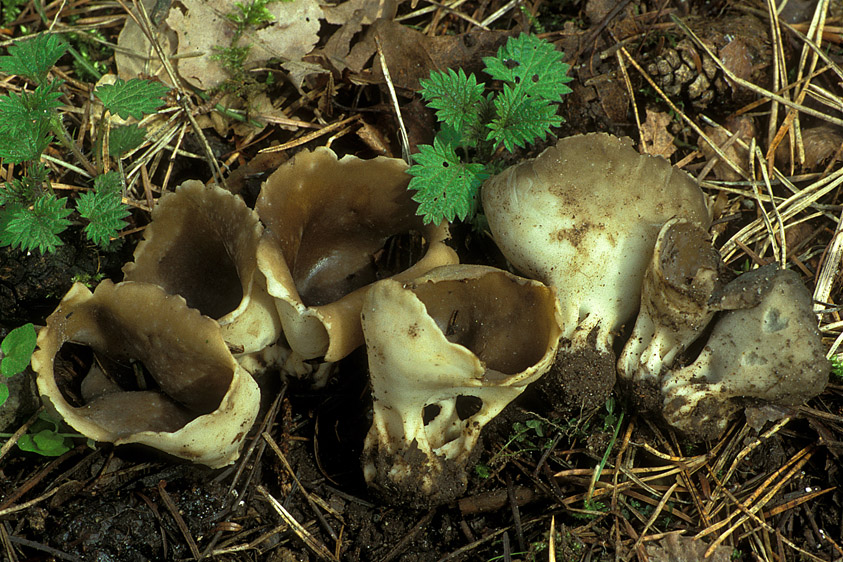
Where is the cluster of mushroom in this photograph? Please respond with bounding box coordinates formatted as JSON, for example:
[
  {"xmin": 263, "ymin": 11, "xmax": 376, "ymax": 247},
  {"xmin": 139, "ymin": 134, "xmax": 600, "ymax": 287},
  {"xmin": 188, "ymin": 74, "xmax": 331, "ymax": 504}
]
[
  {"xmin": 482, "ymin": 133, "xmax": 829, "ymax": 442},
  {"xmin": 29, "ymin": 147, "xmax": 563, "ymax": 506},
  {"xmin": 31, "ymin": 132, "xmax": 829, "ymax": 507}
]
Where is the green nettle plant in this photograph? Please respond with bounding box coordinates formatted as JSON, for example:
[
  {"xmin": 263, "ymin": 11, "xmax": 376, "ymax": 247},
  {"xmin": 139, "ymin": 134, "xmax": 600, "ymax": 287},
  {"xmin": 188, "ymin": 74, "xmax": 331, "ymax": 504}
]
[
  {"xmin": 0, "ymin": 33, "xmax": 169, "ymax": 254},
  {"xmin": 407, "ymin": 33, "xmax": 573, "ymax": 225}
]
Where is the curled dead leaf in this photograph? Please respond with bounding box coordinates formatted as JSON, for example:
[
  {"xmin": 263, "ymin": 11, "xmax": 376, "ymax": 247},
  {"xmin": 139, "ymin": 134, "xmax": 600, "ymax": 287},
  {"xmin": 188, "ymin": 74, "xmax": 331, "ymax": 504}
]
[{"xmin": 640, "ymin": 109, "xmax": 676, "ymax": 158}]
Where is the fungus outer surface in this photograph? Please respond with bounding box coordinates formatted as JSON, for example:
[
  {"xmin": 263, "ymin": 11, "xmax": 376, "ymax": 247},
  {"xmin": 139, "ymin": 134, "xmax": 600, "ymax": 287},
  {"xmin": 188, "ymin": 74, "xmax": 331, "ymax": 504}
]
[
  {"xmin": 361, "ymin": 264, "xmax": 562, "ymax": 507},
  {"xmin": 31, "ymin": 280, "xmax": 260, "ymax": 468},
  {"xmin": 661, "ymin": 265, "xmax": 829, "ymax": 440},
  {"xmin": 256, "ymin": 147, "xmax": 458, "ymax": 363},
  {"xmin": 482, "ymin": 133, "xmax": 711, "ymax": 414},
  {"xmin": 618, "ymin": 218, "xmax": 723, "ymax": 413}
]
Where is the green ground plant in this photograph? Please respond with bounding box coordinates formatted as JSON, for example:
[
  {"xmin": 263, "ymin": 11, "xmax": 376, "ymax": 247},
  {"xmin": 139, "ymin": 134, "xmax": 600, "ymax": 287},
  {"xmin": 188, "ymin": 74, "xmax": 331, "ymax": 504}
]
[
  {"xmin": 407, "ymin": 33, "xmax": 573, "ymax": 224},
  {"xmin": 12, "ymin": 411, "xmax": 75, "ymax": 456},
  {"xmin": 1, "ymin": 322, "xmax": 80, "ymax": 457},
  {"xmin": 0, "ymin": 324, "xmax": 75, "ymax": 457},
  {"xmin": 213, "ymin": 0, "xmax": 285, "ymax": 83},
  {"xmin": 0, "ymin": 323, "xmax": 36, "ymax": 407},
  {"xmin": 830, "ymin": 355, "xmax": 843, "ymax": 381},
  {"xmin": 0, "ymin": 33, "xmax": 169, "ymax": 254}
]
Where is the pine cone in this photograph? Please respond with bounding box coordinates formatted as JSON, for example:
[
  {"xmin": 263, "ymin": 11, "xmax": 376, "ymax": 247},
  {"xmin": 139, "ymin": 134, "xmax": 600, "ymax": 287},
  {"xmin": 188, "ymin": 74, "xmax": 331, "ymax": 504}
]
[
  {"xmin": 647, "ymin": 38, "xmax": 720, "ymax": 109},
  {"xmin": 645, "ymin": 14, "xmax": 771, "ymax": 111}
]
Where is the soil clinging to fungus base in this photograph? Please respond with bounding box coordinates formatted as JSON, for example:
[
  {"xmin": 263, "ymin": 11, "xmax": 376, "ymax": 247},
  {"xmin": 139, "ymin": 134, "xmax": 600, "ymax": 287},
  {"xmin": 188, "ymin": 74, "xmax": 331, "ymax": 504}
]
[
  {"xmin": 360, "ymin": 264, "xmax": 562, "ymax": 507},
  {"xmin": 482, "ymin": 132, "xmax": 711, "ymax": 415}
]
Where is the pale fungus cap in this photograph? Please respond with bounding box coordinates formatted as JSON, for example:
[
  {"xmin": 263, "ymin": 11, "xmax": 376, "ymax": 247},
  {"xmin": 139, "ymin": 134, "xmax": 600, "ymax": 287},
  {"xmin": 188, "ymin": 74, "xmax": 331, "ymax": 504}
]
[
  {"xmin": 31, "ymin": 280, "xmax": 260, "ymax": 468},
  {"xmin": 360, "ymin": 264, "xmax": 563, "ymax": 507},
  {"xmin": 255, "ymin": 147, "xmax": 459, "ymax": 364},
  {"xmin": 617, "ymin": 218, "xmax": 723, "ymax": 412},
  {"xmin": 481, "ymin": 133, "xmax": 711, "ymax": 413},
  {"xmin": 661, "ymin": 265, "xmax": 829, "ymax": 440},
  {"xmin": 123, "ymin": 180, "xmax": 281, "ymax": 354}
]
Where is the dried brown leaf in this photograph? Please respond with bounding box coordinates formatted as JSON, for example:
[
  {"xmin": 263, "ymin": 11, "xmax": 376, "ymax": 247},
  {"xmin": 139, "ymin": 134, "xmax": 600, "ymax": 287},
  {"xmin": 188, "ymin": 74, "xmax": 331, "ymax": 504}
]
[
  {"xmin": 640, "ymin": 109, "xmax": 676, "ymax": 158},
  {"xmin": 166, "ymin": 0, "xmax": 321, "ymax": 90},
  {"xmin": 115, "ymin": 0, "xmax": 177, "ymax": 84},
  {"xmin": 363, "ymin": 20, "xmax": 511, "ymax": 91},
  {"xmin": 646, "ymin": 534, "xmax": 732, "ymax": 562}
]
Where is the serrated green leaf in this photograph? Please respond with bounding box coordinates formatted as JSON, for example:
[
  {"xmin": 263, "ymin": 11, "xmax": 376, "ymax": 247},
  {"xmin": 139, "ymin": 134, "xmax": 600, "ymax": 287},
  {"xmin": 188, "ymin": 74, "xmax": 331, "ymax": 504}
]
[
  {"xmin": 420, "ymin": 68, "xmax": 486, "ymax": 137},
  {"xmin": 0, "ymin": 83, "xmax": 63, "ymax": 119},
  {"xmin": 487, "ymin": 84, "xmax": 561, "ymax": 152},
  {"xmin": 1, "ymin": 165, "xmax": 50, "ymax": 206},
  {"xmin": 0, "ymin": 382, "xmax": 8, "ymax": 407},
  {"xmin": 435, "ymin": 123, "xmax": 466, "ymax": 150},
  {"xmin": 0, "ymin": 33, "xmax": 68, "ymax": 85},
  {"xmin": 483, "ymin": 33, "xmax": 573, "ymax": 102},
  {"xmin": 0, "ymin": 83, "xmax": 63, "ymax": 163},
  {"xmin": 108, "ymin": 123, "xmax": 146, "ymax": 157},
  {"xmin": 93, "ymin": 170, "xmax": 123, "ymax": 193},
  {"xmin": 77, "ymin": 173, "xmax": 129, "ymax": 247},
  {"xmin": 95, "ymin": 78, "xmax": 169, "ymax": 120},
  {"xmin": 1, "ymin": 323, "xmax": 36, "ymax": 377},
  {"xmin": 407, "ymin": 137, "xmax": 489, "ymax": 224},
  {"xmin": 0, "ymin": 122, "xmax": 52, "ymax": 164},
  {"xmin": 0, "ymin": 193, "xmax": 72, "ymax": 254}
]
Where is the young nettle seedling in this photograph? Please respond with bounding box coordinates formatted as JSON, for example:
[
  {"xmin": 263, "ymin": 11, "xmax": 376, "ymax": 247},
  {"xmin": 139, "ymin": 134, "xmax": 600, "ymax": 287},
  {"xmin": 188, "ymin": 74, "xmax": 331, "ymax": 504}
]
[
  {"xmin": 0, "ymin": 33, "xmax": 169, "ymax": 254},
  {"xmin": 407, "ymin": 33, "xmax": 573, "ymax": 224}
]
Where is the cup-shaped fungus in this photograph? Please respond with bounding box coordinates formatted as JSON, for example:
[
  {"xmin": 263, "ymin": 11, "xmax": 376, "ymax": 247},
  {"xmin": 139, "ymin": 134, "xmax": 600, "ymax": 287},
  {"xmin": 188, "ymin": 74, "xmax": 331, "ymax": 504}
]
[
  {"xmin": 661, "ymin": 265, "xmax": 829, "ymax": 440},
  {"xmin": 360, "ymin": 265, "xmax": 563, "ymax": 507},
  {"xmin": 123, "ymin": 180, "xmax": 281, "ymax": 354},
  {"xmin": 31, "ymin": 280, "xmax": 260, "ymax": 468},
  {"xmin": 617, "ymin": 218, "xmax": 724, "ymax": 413},
  {"xmin": 481, "ymin": 133, "xmax": 711, "ymax": 413},
  {"xmin": 255, "ymin": 147, "xmax": 458, "ymax": 365}
]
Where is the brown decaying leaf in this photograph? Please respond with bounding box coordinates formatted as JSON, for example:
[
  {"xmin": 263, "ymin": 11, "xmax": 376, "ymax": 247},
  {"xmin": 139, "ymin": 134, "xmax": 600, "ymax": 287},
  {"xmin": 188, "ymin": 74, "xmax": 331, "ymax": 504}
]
[
  {"xmin": 699, "ymin": 115, "xmax": 756, "ymax": 181},
  {"xmin": 322, "ymin": 0, "xmax": 398, "ymax": 26},
  {"xmin": 320, "ymin": 0, "xmax": 399, "ymax": 74},
  {"xmin": 166, "ymin": 0, "xmax": 322, "ymax": 90},
  {"xmin": 646, "ymin": 534, "xmax": 732, "ymax": 562},
  {"xmin": 361, "ymin": 20, "xmax": 512, "ymax": 92},
  {"xmin": 115, "ymin": 0, "xmax": 177, "ymax": 84},
  {"xmin": 776, "ymin": 125, "xmax": 843, "ymax": 170},
  {"xmin": 640, "ymin": 109, "xmax": 676, "ymax": 158}
]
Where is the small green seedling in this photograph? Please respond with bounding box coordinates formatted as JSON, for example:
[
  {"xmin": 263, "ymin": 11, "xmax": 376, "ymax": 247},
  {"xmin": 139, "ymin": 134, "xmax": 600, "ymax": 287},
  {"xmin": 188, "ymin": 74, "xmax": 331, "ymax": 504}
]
[
  {"xmin": 476, "ymin": 415, "xmax": 560, "ymax": 477},
  {"xmin": 0, "ymin": 33, "xmax": 168, "ymax": 254},
  {"xmin": 0, "ymin": 325, "xmax": 83, "ymax": 457},
  {"xmin": 0, "ymin": 323, "xmax": 36, "ymax": 407},
  {"xmin": 16, "ymin": 410, "xmax": 74, "ymax": 456},
  {"xmin": 213, "ymin": 0, "xmax": 284, "ymax": 80},
  {"xmin": 830, "ymin": 355, "xmax": 843, "ymax": 382},
  {"xmin": 408, "ymin": 33, "xmax": 573, "ymax": 224}
]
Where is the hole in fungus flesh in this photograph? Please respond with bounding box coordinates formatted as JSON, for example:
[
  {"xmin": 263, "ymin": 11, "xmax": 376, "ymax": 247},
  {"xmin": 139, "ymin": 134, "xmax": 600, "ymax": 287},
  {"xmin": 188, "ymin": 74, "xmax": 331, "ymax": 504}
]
[
  {"xmin": 455, "ymin": 395, "xmax": 483, "ymax": 420},
  {"xmin": 53, "ymin": 342, "xmax": 93, "ymax": 408},
  {"xmin": 422, "ymin": 404, "xmax": 441, "ymax": 425}
]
